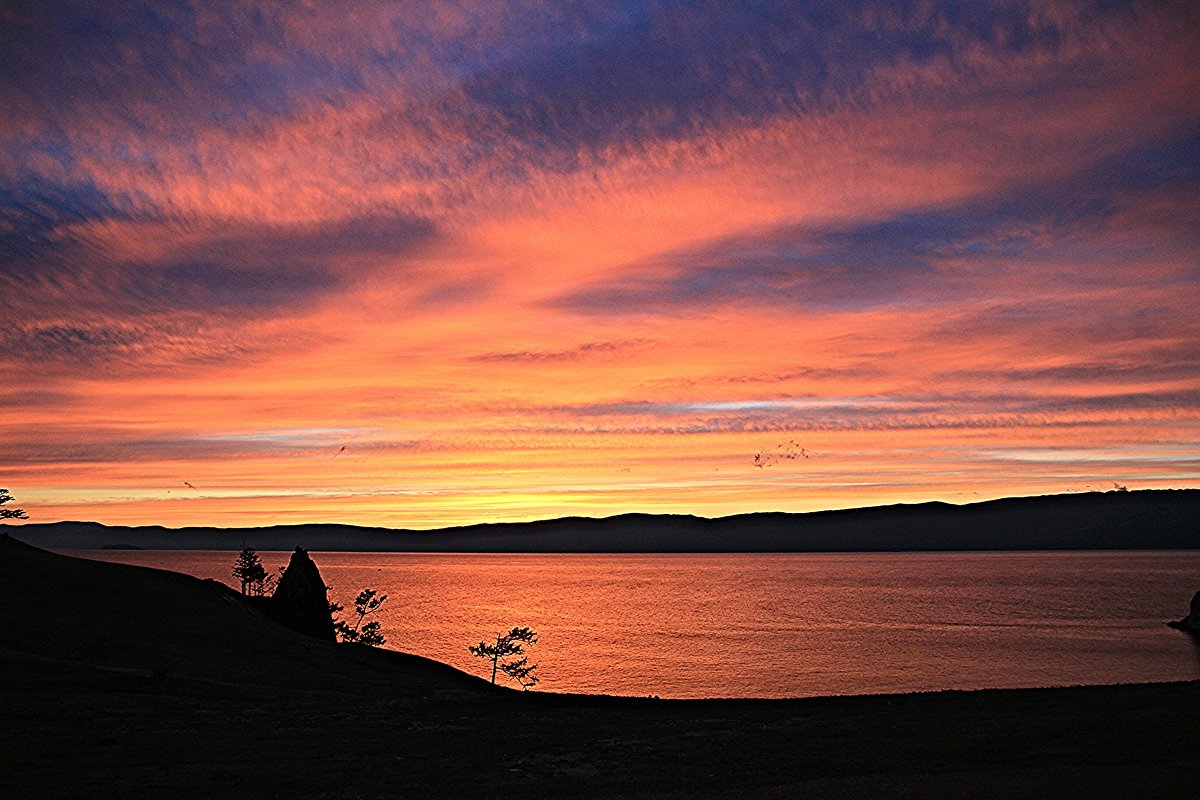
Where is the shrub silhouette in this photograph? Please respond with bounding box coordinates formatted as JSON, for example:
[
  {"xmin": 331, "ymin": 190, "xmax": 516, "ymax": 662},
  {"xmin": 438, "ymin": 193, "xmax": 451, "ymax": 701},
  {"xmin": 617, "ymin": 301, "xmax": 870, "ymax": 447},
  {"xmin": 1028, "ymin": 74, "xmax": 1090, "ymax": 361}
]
[{"xmin": 333, "ymin": 588, "xmax": 388, "ymax": 646}]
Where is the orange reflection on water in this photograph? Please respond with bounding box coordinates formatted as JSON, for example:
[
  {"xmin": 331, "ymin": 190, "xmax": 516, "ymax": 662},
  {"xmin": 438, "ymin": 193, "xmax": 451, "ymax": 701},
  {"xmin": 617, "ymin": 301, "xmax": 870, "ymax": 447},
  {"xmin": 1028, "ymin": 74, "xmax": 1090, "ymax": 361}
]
[{"xmin": 74, "ymin": 549, "xmax": 1200, "ymax": 698}]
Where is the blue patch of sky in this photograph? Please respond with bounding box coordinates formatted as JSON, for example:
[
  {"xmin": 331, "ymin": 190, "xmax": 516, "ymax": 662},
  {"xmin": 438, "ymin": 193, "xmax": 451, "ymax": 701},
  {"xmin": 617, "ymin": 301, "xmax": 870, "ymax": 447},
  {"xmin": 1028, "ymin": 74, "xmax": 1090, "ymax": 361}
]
[{"xmin": 454, "ymin": 0, "xmax": 1128, "ymax": 159}]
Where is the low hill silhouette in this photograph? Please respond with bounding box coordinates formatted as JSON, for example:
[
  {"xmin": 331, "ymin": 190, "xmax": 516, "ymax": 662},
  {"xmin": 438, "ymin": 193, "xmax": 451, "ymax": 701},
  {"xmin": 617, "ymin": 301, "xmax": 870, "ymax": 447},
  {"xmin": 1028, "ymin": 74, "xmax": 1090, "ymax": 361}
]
[
  {"xmin": 2, "ymin": 538, "xmax": 1198, "ymax": 798},
  {"xmin": 13, "ymin": 489, "xmax": 1199, "ymax": 551}
]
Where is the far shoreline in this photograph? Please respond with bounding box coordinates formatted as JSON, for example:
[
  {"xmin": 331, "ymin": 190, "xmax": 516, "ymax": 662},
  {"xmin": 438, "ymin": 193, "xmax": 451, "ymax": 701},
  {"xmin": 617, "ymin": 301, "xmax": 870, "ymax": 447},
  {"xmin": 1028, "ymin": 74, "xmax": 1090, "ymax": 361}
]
[{"xmin": 12, "ymin": 489, "xmax": 1200, "ymax": 552}]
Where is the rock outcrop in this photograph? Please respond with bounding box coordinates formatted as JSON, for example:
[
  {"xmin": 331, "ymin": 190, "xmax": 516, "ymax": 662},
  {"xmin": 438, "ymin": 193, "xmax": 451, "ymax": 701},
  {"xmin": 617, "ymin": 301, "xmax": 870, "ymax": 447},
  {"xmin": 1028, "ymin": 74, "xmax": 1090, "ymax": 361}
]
[
  {"xmin": 1167, "ymin": 590, "xmax": 1200, "ymax": 636},
  {"xmin": 270, "ymin": 547, "xmax": 336, "ymax": 641}
]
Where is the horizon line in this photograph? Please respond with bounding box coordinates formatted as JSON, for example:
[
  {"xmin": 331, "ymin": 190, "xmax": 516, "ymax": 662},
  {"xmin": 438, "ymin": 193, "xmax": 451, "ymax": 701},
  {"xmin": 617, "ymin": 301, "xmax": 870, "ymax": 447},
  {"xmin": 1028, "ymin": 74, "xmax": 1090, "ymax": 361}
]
[{"xmin": 12, "ymin": 487, "xmax": 1192, "ymax": 533}]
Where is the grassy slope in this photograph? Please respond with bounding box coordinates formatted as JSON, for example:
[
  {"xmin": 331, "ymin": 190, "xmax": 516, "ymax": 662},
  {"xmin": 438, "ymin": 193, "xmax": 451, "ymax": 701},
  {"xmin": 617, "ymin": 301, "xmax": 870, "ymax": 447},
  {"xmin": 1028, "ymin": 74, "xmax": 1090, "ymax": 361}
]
[{"xmin": 2, "ymin": 538, "xmax": 1198, "ymax": 799}]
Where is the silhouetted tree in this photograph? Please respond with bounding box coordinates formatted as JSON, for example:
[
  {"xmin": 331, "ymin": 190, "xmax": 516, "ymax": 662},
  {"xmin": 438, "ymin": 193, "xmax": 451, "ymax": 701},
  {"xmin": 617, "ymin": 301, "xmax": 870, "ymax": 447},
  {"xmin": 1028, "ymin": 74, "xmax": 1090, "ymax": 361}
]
[
  {"xmin": 0, "ymin": 488, "xmax": 27, "ymax": 522},
  {"xmin": 333, "ymin": 588, "xmax": 387, "ymax": 646},
  {"xmin": 232, "ymin": 546, "xmax": 268, "ymax": 596},
  {"xmin": 469, "ymin": 626, "xmax": 539, "ymax": 689}
]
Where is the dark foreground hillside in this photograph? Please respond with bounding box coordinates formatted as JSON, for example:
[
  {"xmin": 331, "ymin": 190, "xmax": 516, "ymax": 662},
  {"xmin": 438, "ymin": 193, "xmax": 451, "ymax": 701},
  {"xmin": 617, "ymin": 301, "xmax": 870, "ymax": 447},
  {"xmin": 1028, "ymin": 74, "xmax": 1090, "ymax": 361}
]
[{"xmin": 2, "ymin": 539, "xmax": 1198, "ymax": 799}]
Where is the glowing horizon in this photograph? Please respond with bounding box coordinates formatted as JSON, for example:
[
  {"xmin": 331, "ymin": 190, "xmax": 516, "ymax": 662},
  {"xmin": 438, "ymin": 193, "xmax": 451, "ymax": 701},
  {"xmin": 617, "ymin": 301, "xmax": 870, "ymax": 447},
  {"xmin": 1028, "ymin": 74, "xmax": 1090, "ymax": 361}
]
[{"xmin": 3, "ymin": 2, "xmax": 1198, "ymax": 529}]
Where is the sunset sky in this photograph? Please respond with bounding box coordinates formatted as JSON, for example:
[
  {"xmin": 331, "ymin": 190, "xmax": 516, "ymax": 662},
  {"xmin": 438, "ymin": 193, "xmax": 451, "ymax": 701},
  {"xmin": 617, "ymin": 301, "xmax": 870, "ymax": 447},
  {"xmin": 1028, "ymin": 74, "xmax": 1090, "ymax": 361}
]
[{"xmin": 2, "ymin": 1, "xmax": 1198, "ymax": 528}]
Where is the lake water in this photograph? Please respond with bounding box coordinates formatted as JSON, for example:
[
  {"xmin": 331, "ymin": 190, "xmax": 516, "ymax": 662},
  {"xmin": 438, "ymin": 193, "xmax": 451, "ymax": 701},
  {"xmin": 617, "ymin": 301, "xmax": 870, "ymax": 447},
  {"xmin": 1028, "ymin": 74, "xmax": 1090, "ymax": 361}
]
[{"xmin": 69, "ymin": 550, "xmax": 1200, "ymax": 699}]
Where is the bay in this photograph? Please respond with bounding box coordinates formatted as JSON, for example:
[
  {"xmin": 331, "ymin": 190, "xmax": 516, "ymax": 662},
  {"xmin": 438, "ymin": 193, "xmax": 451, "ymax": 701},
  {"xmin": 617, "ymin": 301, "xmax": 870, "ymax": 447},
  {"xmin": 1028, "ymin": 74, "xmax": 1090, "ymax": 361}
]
[{"xmin": 69, "ymin": 550, "xmax": 1200, "ymax": 699}]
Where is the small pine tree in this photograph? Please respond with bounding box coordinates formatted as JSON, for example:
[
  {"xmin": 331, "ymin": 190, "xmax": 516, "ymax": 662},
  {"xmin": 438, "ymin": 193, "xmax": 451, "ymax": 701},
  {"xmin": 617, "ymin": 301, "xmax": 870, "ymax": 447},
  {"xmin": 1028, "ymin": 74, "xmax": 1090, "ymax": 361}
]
[
  {"xmin": 469, "ymin": 627, "xmax": 539, "ymax": 689},
  {"xmin": 232, "ymin": 546, "xmax": 267, "ymax": 596}
]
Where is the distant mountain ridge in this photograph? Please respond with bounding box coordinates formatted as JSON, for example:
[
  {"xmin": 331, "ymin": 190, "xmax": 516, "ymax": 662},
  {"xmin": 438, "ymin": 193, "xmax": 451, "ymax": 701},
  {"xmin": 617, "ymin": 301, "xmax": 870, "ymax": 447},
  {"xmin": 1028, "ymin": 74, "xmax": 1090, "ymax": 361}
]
[{"xmin": 10, "ymin": 489, "xmax": 1198, "ymax": 552}]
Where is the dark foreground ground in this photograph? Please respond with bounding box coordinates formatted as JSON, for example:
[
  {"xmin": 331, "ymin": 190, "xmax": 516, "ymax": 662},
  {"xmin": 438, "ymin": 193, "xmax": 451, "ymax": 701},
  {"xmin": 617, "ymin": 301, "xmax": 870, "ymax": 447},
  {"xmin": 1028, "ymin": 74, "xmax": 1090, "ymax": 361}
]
[{"xmin": 2, "ymin": 538, "xmax": 1198, "ymax": 799}]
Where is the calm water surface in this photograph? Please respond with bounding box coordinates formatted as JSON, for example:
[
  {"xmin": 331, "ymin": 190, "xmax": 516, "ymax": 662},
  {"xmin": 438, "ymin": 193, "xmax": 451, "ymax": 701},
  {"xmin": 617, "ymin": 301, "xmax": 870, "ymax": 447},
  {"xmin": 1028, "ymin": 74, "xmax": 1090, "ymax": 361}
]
[{"xmin": 71, "ymin": 550, "xmax": 1200, "ymax": 699}]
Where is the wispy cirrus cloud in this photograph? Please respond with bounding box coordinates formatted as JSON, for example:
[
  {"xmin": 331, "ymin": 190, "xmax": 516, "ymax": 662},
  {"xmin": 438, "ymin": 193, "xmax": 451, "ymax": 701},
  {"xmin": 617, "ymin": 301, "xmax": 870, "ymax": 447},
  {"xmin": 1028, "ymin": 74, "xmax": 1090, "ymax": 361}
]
[
  {"xmin": 528, "ymin": 389, "xmax": 1200, "ymax": 421},
  {"xmin": 0, "ymin": 318, "xmax": 310, "ymax": 376},
  {"xmin": 469, "ymin": 338, "xmax": 649, "ymax": 363},
  {"xmin": 554, "ymin": 126, "xmax": 1200, "ymax": 315},
  {"xmin": 936, "ymin": 348, "xmax": 1200, "ymax": 387},
  {"xmin": 1, "ymin": 202, "xmax": 443, "ymax": 374},
  {"xmin": 0, "ymin": 423, "xmax": 425, "ymax": 465},
  {"xmin": 3, "ymin": 205, "xmax": 440, "ymax": 312}
]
